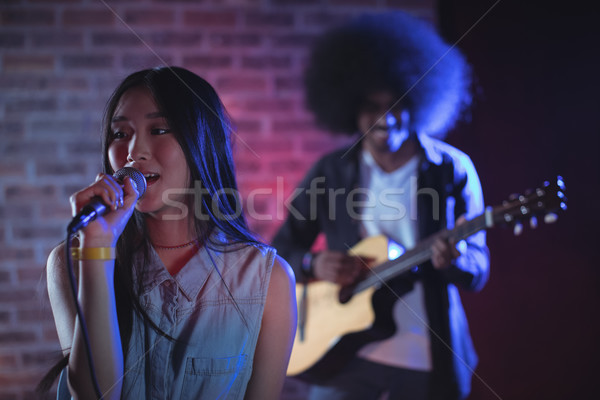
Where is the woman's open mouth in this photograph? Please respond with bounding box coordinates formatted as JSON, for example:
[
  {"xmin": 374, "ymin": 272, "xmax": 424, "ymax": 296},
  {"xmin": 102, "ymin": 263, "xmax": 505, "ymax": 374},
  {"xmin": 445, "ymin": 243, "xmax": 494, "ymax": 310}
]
[{"xmin": 144, "ymin": 173, "xmax": 160, "ymax": 186}]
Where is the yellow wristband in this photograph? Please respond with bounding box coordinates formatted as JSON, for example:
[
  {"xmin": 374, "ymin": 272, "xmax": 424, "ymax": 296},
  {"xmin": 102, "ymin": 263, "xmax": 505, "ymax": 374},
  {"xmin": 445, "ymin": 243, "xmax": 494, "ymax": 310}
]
[{"xmin": 71, "ymin": 247, "xmax": 116, "ymax": 260}]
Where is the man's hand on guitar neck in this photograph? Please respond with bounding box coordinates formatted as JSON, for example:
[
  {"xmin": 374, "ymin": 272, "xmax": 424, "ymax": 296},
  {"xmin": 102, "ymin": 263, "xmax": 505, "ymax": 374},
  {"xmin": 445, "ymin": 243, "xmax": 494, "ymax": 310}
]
[
  {"xmin": 431, "ymin": 237, "xmax": 461, "ymax": 270},
  {"xmin": 312, "ymin": 250, "xmax": 373, "ymax": 286},
  {"xmin": 431, "ymin": 215, "xmax": 466, "ymax": 270}
]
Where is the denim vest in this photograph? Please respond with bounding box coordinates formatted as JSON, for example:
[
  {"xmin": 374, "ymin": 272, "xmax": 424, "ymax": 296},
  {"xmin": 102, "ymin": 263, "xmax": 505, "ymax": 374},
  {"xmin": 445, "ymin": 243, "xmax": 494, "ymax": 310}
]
[{"xmin": 120, "ymin": 237, "xmax": 275, "ymax": 399}]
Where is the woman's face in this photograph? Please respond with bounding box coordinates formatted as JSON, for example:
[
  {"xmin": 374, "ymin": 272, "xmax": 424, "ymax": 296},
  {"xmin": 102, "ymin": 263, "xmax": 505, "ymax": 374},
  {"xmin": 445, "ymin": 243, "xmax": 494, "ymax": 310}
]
[{"xmin": 108, "ymin": 86, "xmax": 191, "ymax": 219}]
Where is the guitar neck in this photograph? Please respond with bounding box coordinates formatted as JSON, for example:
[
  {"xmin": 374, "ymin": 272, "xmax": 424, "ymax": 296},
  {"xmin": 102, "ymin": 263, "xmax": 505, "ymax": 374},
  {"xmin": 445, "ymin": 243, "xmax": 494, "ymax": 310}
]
[{"xmin": 353, "ymin": 212, "xmax": 490, "ymax": 294}]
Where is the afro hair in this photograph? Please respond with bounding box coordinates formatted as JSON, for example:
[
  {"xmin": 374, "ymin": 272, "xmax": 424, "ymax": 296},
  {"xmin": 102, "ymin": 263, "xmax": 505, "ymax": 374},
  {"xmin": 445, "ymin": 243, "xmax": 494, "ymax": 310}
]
[{"xmin": 304, "ymin": 11, "xmax": 472, "ymax": 138}]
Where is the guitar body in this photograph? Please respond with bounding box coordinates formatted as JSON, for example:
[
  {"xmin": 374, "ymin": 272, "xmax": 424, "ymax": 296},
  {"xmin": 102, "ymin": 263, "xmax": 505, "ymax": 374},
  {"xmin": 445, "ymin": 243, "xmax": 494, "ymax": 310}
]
[
  {"xmin": 288, "ymin": 235, "xmax": 401, "ymax": 381},
  {"xmin": 291, "ymin": 283, "xmax": 403, "ymax": 384}
]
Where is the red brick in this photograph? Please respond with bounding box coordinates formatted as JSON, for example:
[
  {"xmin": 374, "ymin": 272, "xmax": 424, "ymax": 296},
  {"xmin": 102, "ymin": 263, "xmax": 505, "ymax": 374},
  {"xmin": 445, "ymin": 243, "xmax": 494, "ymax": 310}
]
[
  {"xmin": 31, "ymin": 32, "xmax": 83, "ymax": 47},
  {"xmin": 0, "ymin": 391, "xmax": 18, "ymax": 400},
  {"xmin": 183, "ymin": 11, "xmax": 238, "ymax": 27},
  {"xmin": 35, "ymin": 162, "xmax": 88, "ymax": 177},
  {"xmin": 232, "ymin": 119, "xmax": 263, "ymax": 135},
  {"xmin": 62, "ymin": 95, "xmax": 106, "ymax": 112},
  {"xmin": 122, "ymin": 54, "xmax": 174, "ymax": 70},
  {"xmin": 91, "ymin": 32, "xmax": 142, "ymax": 47},
  {"xmin": 183, "ymin": 55, "xmax": 233, "ymax": 69},
  {"xmin": 4, "ymin": 185, "xmax": 56, "ymax": 202},
  {"xmin": 0, "ymin": 121, "xmax": 24, "ymax": 136},
  {"xmin": 0, "ymin": 33, "xmax": 25, "ymax": 48},
  {"xmin": 272, "ymin": 118, "xmax": 316, "ymax": 133},
  {"xmin": 303, "ymin": 12, "xmax": 352, "ymax": 27},
  {"xmin": 216, "ymin": 76, "xmax": 268, "ymax": 93},
  {"xmin": 17, "ymin": 308, "xmax": 50, "ymax": 323},
  {"xmin": 274, "ymin": 76, "xmax": 303, "ymax": 91},
  {"xmin": 0, "ymin": 10, "xmax": 55, "ymax": 26},
  {"xmin": 330, "ymin": 0, "xmax": 378, "ymax": 4},
  {"xmin": 268, "ymin": 158, "xmax": 311, "ymax": 173},
  {"xmin": 0, "ymin": 162, "xmax": 26, "ymax": 177},
  {"xmin": 62, "ymin": 9, "xmax": 115, "ymax": 26},
  {"xmin": 386, "ymin": 0, "xmax": 436, "ymax": 8},
  {"xmin": 234, "ymin": 160, "xmax": 262, "ymax": 174},
  {"xmin": 123, "ymin": 9, "xmax": 175, "ymax": 25},
  {"xmin": 302, "ymin": 137, "xmax": 350, "ymax": 153},
  {"xmin": 272, "ymin": 0, "xmax": 320, "ymax": 4},
  {"xmin": 244, "ymin": 138, "xmax": 294, "ymax": 153},
  {"xmin": 65, "ymin": 141, "xmax": 101, "ymax": 155},
  {"xmin": 29, "ymin": 120, "xmax": 84, "ymax": 137},
  {"xmin": 2, "ymin": 54, "xmax": 55, "ymax": 72},
  {"xmin": 39, "ymin": 202, "xmax": 72, "ymax": 222},
  {"xmin": 62, "ymin": 184, "xmax": 88, "ymax": 199},
  {"xmin": 241, "ymin": 55, "xmax": 292, "ymax": 69},
  {"xmin": 43, "ymin": 327, "xmax": 59, "ymax": 342},
  {"xmin": 0, "ymin": 353, "xmax": 17, "ymax": 369},
  {"xmin": 30, "ymin": 0, "xmax": 80, "ymax": 3},
  {"xmin": 148, "ymin": 32, "xmax": 203, "ymax": 47},
  {"xmin": 271, "ymin": 33, "xmax": 316, "ymax": 48},
  {"xmin": 21, "ymin": 350, "xmax": 63, "ymax": 367},
  {"xmin": 62, "ymin": 54, "xmax": 114, "ymax": 69},
  {"xmin": 243, "ymin": 97, "xmax": 295, "ymax": 113},
  {"xmin": 12, "ymin": 226, "xmax": 64, "ymax": 241},
  {"xmin": 0, "ymin": 205, "xmax": 36, "ymax": 221},
  {"xmin": 209, "ymin": 33, "xmax": 262, "ymax": 48},
  {"xmin": 0, "ymin": 270, "xmax": 10, "ymax": 284},
  {"xmin": 5, "ymin": 98, "xmax": 57, "ymax": 113},
  {"xmin": 0, "ymin": 75, "xmax": 88, "ymax": 91},
  {"xmin": 0, "ymin": 288, "xmax": 38, "ymax": 304},
  {"xmin": 17, "ymin": 267, "xmax": 49, "ymax": 283},
  {"xmin": 2, "ymin": 141, "xmax": 58, "ymax": 158},
  {"xmin": 245, "ymin": 11, "xmax": 295, "ymax": 27},
  {"xmin": 0, "ymin": 369, "xmax": 43, "ymax": 386}
]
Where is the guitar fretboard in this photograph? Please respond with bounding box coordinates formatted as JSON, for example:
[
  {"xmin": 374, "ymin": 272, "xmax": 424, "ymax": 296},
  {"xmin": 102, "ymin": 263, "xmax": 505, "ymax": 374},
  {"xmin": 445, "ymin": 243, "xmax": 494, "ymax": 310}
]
[{"xmin": 352, "ymin": 213, "xmax": 488, "ymax": 294}]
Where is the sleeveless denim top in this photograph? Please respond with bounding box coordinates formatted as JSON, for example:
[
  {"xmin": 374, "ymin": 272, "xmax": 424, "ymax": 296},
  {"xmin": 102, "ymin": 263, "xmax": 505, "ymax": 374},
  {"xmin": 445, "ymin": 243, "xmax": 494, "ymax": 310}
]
[{"xmin": 120, "ymin": 235, "xmax": 276, "ymax": 399}]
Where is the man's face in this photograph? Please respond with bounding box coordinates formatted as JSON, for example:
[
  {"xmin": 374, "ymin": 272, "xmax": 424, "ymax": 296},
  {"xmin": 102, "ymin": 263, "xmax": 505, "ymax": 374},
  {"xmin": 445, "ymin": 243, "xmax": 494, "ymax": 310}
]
[{"xmin": 357, "ymin": 91, "xmax": 410, "ymax": 153}]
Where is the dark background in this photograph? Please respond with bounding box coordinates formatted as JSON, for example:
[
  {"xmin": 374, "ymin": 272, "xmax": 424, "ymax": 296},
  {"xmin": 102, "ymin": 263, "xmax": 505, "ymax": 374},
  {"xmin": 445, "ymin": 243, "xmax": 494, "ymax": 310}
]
[{"xmin": 439, "ymin": 1, "xmax": 599, "ymax": 398}]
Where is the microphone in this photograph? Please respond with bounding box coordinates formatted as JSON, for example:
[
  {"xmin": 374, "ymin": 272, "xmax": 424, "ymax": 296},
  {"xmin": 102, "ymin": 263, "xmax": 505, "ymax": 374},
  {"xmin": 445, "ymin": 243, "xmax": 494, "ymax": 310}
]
[{"xmin": 67, "ymin": 167, "xmax": 147, "ymax": 234}]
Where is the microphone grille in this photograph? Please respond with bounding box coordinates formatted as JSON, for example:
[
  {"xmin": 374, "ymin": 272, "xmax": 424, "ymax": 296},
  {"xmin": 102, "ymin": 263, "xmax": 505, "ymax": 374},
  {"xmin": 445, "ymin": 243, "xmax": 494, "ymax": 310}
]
[{"xmin": 114, "ymin": 167, "xmax": 147, "ymax": 198}]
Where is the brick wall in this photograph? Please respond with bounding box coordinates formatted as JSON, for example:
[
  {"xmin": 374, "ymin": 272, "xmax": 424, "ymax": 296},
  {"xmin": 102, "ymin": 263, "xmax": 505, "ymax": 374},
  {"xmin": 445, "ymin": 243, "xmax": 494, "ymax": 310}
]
[{"xmin": 0, "ymin": 1, "xmax": 435, "ymax": 399}]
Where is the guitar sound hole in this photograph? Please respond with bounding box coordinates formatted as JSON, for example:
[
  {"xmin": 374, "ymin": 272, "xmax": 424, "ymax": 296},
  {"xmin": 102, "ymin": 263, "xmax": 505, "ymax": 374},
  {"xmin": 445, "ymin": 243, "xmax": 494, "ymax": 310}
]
[{"xmin": 338, "ymin": 285, "xmax": 354, "ymax": 304}]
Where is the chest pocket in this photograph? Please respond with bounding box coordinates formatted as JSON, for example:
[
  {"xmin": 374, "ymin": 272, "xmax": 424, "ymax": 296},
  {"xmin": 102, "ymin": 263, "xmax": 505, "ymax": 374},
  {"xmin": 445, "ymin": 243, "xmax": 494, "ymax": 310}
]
[{"xmin": 180, "ymin": 354, "xmax": 249, "ymax": 399}]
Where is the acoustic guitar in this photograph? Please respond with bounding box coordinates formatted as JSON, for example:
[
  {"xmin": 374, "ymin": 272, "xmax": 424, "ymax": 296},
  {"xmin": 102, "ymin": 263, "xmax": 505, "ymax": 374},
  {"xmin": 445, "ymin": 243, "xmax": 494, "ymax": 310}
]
[{"xmin": 287, "ymin": 177, "xmax": 567, "ymax": 382}]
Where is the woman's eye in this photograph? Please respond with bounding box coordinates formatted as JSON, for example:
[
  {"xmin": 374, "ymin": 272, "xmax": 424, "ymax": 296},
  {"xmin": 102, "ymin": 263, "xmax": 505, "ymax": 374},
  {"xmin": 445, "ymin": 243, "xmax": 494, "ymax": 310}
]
[
  {"xmin": 111, "ymin": 130, "xmax": 126, "ymax": 140},
  {"xmin": 151, "ymin": 128, "xmax": 171, "ymax": 135}
]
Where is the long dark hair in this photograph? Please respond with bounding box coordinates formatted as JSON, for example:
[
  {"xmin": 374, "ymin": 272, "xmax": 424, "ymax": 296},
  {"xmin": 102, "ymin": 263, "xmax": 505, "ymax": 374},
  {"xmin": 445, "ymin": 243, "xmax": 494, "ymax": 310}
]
[
  {"xmin": 38, "ymin": 66, "xmax": 260, "ymax": 394},
  {"xmin": 102, "ymin": 66, "xmax": 256, "ymax": 242}
]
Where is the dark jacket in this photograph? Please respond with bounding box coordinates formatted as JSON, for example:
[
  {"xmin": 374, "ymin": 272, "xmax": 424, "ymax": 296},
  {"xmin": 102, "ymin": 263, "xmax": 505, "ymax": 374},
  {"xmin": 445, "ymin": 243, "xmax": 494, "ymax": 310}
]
[{"xmin": 272, "ymin": 134, "xmax": 489, "ymax": 399}]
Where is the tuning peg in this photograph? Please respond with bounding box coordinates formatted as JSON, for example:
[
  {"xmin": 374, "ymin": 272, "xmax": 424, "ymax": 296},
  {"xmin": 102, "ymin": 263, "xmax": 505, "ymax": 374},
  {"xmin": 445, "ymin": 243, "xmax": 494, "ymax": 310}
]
[
  {"xmin": 513, "ymin": 221, "xmax": 523, "ymax": 236},
  {"xmin": 544, "ymin": 213, "xmax": 558, "ymax": 224},
  {"xmin": 529, "ymin": 216, "xmax": 538, "ymax": 229}
]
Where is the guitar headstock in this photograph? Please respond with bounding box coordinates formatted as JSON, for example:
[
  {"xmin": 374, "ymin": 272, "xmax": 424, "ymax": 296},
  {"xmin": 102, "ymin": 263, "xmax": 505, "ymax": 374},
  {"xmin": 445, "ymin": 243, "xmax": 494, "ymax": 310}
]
[{"xmin": 491, "ymin": 176, "xmax": 567, "ymax": 234}]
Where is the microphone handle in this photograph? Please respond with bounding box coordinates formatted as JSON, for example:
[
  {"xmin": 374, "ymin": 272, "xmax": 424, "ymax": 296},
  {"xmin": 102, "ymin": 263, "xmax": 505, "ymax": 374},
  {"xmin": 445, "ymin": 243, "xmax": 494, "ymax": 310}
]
[
  {"xmin": 66, "ymin": 167, "xmax": 146, "ymax": 234},
  {"xmin": 67, "ymin": 197, "xmax": 109, "ymax": 234}
]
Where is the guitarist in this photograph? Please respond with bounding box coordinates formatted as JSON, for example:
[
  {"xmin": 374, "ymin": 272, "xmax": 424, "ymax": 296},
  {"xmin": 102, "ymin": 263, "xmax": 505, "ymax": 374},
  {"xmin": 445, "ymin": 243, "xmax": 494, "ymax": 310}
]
[{"xmin": 272, "ymin": 12, "xmax": 490, "ymax": 400}]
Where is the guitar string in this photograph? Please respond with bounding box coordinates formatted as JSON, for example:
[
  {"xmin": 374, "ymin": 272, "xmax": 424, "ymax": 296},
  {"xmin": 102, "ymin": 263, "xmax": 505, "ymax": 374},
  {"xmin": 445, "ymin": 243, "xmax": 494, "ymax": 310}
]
[
  {"xmin": 345, "ymin": 240, "xmax": 503, "ymax": 400},
  {"xmin": 355, "ymin": 215, "xmax": 485, "ymax": 293}
]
